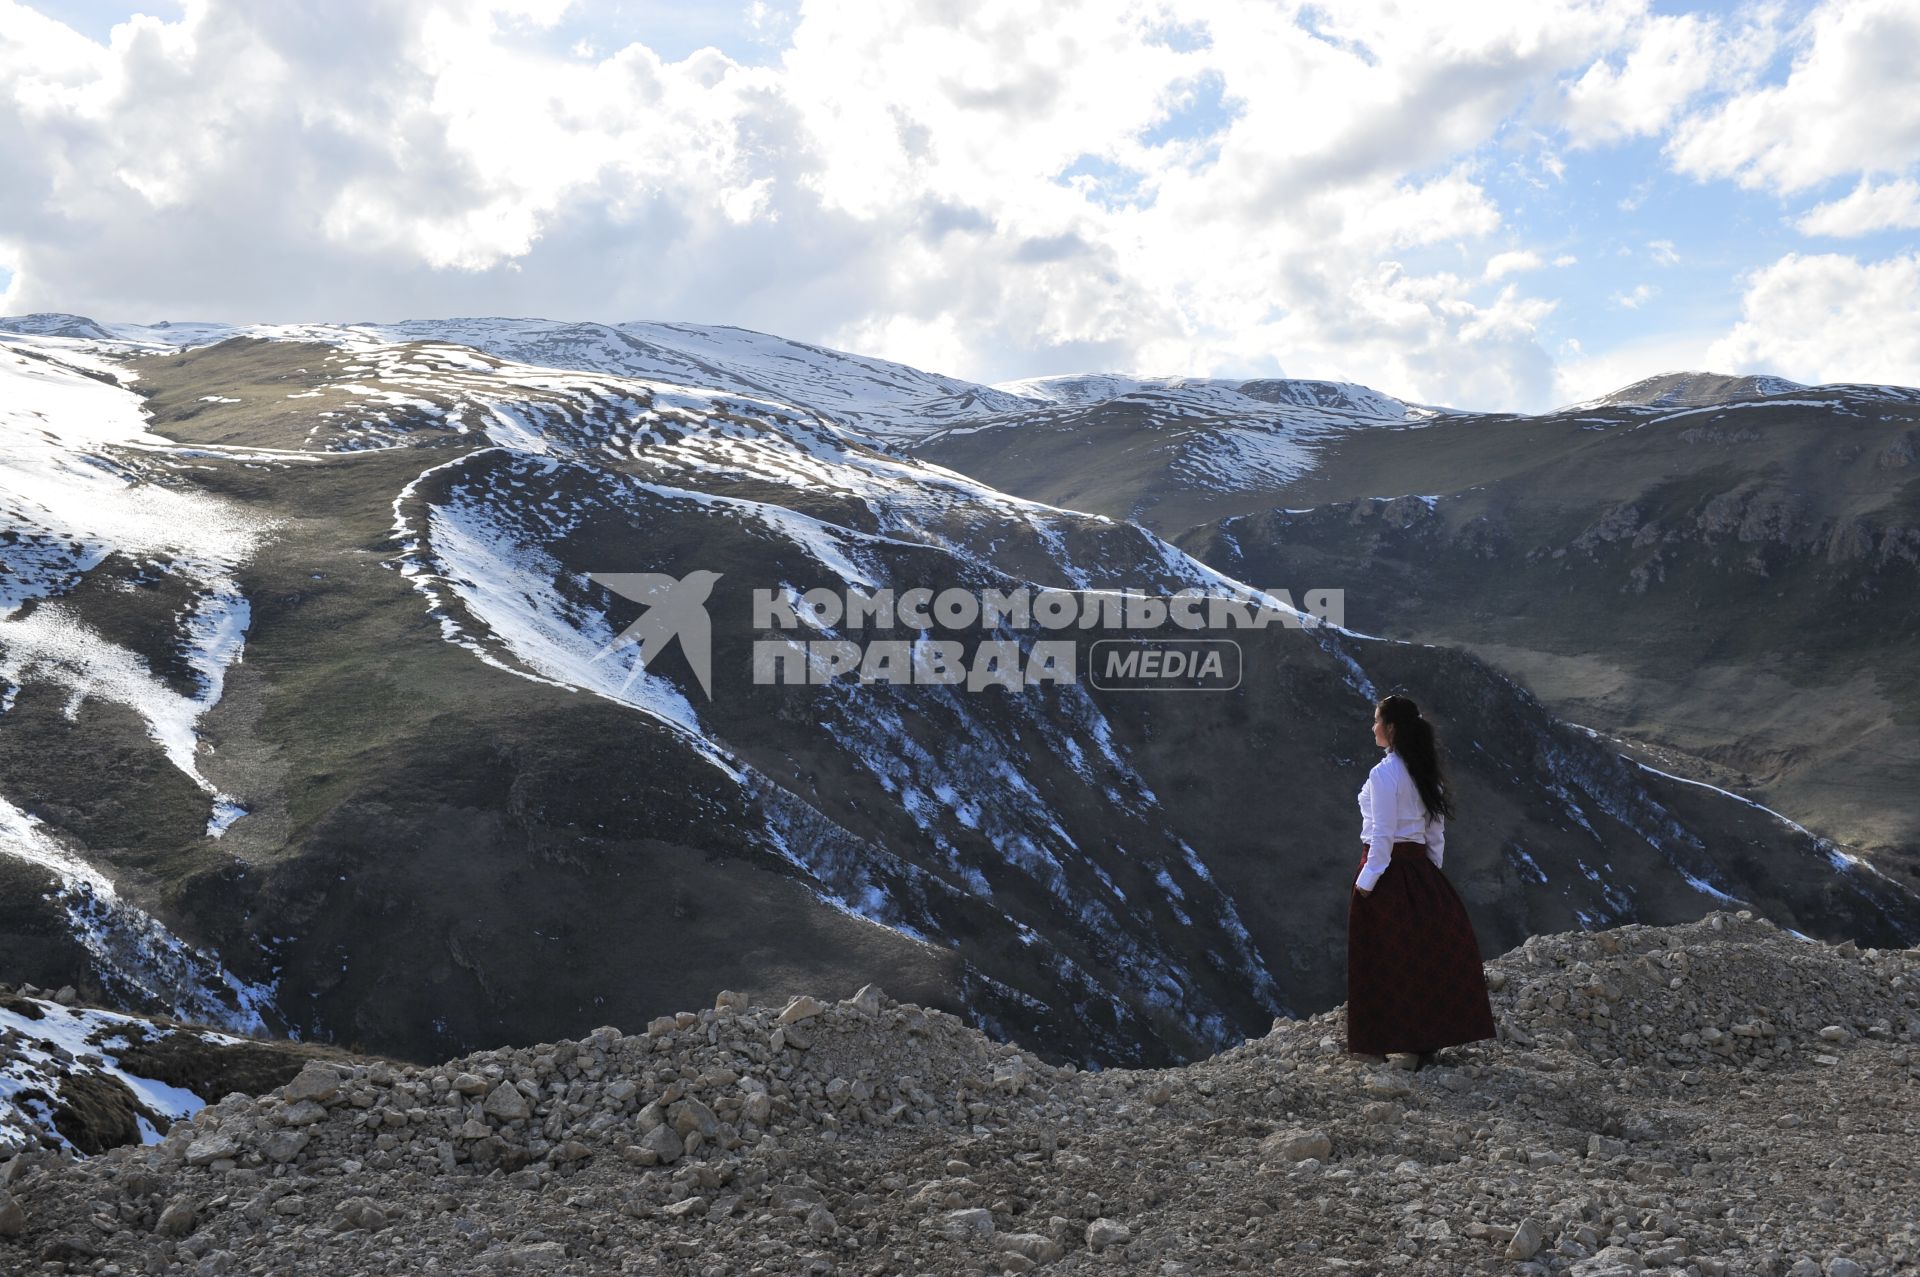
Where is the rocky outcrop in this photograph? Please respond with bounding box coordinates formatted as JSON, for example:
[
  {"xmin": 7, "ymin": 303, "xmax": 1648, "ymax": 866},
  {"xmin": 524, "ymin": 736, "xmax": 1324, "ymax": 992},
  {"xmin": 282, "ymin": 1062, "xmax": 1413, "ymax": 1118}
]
[
  {"xmin": 0, "ymin": 987, "xmax": 355, "ymax": 1159},
  {"xmin": 1550, "ymin": 484, "xmax": 1920, "ymax": 581},
  {"xmin": 1570, "ymin": 502, "xmax": 1645, "ymax": 554},
  {"xmin": 1873, "ymin": 431, "xmax": 1917, "ymax": 470},
  {"xmin": 2, "ymin": 910, "xmax": 1916, "ymax": 1274},
  {"xmin": 1246, "ymin": 484, "xmax": 1919, "ymax": 585}
]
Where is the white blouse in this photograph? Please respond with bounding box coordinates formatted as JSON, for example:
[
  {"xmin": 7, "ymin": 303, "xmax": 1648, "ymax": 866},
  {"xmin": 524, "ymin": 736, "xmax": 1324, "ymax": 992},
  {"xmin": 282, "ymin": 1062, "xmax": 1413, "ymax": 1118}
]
[{"xmin": 1355, "ymin": 748, "xmax": 1444, "ymax": 891}]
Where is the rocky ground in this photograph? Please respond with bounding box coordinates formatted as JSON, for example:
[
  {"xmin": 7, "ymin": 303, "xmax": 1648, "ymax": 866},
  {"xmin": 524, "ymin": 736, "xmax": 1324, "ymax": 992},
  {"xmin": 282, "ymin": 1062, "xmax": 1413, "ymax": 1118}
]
[{"xmin": 1, "ymin": 908, "xmax": 1916, "ymax": 1276}]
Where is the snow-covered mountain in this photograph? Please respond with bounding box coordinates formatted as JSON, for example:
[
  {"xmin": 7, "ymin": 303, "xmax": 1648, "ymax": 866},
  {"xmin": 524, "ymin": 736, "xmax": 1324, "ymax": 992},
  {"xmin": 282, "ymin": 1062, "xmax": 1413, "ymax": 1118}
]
[
  {"xmin": 912, "ymin": 374, "xmax": 1462, "ymax": 533},
  {"xmin": 994, "ymin": 371, "xmax": 1451, "ymax": 421},
  {"xmin": 0, "ymin": 313, "xmax": 1462, "ymax": 451},
  {"xmin": 2, "ymin": 315, "xmax": 1913, "ymax": 1073},
  {"xmin": 0, "ymin": 313, "xmax": 1041, "ymax": 443},
  {"xmin": 1570, "ymin": 370, "xmax": 1809, "ymax": 410},
  {"xmin": 1557, "ymin": 369, "xmax": 1920, "ymax": 413}
]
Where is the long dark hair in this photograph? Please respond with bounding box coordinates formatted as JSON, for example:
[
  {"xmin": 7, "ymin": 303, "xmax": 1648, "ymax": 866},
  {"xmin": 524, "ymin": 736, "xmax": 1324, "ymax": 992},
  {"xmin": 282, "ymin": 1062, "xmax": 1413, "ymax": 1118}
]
[{"xmin": 1378, "ymin": 694, "xmax": 1454, "ymax": 822}]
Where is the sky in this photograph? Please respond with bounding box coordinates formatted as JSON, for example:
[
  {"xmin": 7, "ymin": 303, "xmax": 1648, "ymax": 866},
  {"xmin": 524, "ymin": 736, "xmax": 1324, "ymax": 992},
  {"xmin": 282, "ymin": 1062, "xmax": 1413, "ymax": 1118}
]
[{"xmin": 2, "ymin": 0, "xmax": 1918, "ymax": 411}]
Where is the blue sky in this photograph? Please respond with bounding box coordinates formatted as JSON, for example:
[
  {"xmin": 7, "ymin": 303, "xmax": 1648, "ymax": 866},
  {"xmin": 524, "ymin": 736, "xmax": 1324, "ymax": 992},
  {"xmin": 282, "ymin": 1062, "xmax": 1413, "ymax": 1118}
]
[{"xmin": 3, "ymin": 0, "xmax": 1917, "ymax": 410}]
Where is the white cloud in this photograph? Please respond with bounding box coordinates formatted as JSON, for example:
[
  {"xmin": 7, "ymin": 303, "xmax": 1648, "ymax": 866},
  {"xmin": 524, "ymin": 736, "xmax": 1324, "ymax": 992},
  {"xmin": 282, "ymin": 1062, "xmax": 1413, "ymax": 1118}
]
[
  {"xmin": 1647, "ymin": 239, "xmax": 1679, "ymax": 265},
  {"xmin": 1484, "ymin": 249, "xmax": 1544, "ymax": 279},
  {"xmin": 1552, "ymin": 253, "xmax": 1577, "ymax": 266},
  {"xmin": 1795, "ymin": 176, "xmax": 1920, "ymax": 236},
  {"xmin": 1666, "ymin": 0, "xmax": 1920, "ymax": 195},
  {"xmin": 1706, "ymin": 250, "xmax": 1920, "ymax": 385},
  {"xmin": 3, "ymin": 0, "xmax": 1635, "ymax": 409},
  {"xmin": 6, "ymin": 0, "xmax": 1827, "ymax": 412},
  {"xmin": 1556, "ymin": 8, "xmax": 1779, "ymax": 147},
  {"xmin": 1611, "ymin": 283, "xmax": 1658, "ymax": 308}
]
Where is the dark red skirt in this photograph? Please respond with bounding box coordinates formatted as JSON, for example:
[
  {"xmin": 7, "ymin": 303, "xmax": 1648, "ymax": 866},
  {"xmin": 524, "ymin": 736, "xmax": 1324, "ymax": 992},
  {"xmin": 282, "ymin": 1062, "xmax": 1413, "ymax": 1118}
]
[{"xmin": 1345, "ymin": 841, "xmax": 1498, "ymax": 1055}]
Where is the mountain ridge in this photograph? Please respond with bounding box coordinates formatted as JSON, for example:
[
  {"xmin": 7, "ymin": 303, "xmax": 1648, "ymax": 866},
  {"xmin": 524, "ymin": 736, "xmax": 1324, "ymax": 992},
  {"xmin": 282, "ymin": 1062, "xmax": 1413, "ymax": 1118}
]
[
  {"xmin": 1, "ymin": 315, "xmax": 1913, "ymax": 1082},
  {"xmin": 10, "ymin": 313, "xmax": 1919, "ymax": 428}
]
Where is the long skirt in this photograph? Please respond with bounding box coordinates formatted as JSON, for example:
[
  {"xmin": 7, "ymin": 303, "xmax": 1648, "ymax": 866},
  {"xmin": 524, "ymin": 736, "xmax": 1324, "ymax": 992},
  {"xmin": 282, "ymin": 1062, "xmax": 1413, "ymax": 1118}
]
[{"xmin": 1345, "ymin": 840, "xmax": 1498, "ymax": 1055}]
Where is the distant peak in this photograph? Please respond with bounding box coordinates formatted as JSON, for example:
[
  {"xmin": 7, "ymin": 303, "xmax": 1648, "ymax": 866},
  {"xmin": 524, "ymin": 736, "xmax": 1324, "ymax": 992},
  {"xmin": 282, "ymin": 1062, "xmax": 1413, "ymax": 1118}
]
[
  {"xmin": 990, "ymin": 372, "xmax": 1451, "ymax": 419},
  {"xmin": 0, "ymin": 312, "xmax": 114, "ymax": 340},
  {"xmin": 1576, "ymin": 370, "xmax": 1807, "ymax": 411}
]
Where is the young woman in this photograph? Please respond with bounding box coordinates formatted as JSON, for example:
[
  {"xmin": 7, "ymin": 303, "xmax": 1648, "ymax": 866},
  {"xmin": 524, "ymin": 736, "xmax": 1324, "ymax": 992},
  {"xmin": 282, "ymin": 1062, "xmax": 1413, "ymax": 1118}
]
[{"xmin": 1346, "ymin": 694, "xmax": 1497, "ymax": 1069}]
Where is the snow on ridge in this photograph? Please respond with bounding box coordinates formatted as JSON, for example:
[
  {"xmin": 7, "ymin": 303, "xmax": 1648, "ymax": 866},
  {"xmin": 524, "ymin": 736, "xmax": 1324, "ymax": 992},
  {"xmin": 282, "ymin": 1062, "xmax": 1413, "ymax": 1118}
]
[
  {"xmin": 1624, "ymin": 752, "xmax": 1914, "ymax": 896},
  {"xmin": 1636, "ymin": 397, "xmax": 1860, "ymax": 428},
  {"xmin": 0, "ymin": 995, "xmax": 251, "ymax": 1155},
  {"xmin": 620, "ymin": 320, "xmax": 1041, "ymax": 419},
  {"xmin": 6, "ymin": 315, "xmax": 1464, "ymax": 444},
  {"xmin": 363, "ymin": 336, "xmax": 1145, "ymax": 752},
  {"xmin": 1, "ymin": 602, "xmax": 224, "ymax": 785},
  {"xmin": 990, "ymin": 372, "xmax": 1450, "ymax": 422},
  {"xmin": 355, "ymin": 317, "xmax": 1041, "ymax": 441},
  {"xmin": 928, "ymin": 375, "xmax": 1462, "ymax": 497},
  {"xmin": 0, "ymin": 339, "xmax": 265, "ymax": 831},
  {"xmin": 1549, "ymin": 371, "xmax": 1920, "ymax": 416},
  {"xmin": 0, "ymin": 798, "xmax": 278, "ymax": 1040},
  {"xmin": 1560, "ymin": 722, "xmax": 1919, "ymax": 942},
  {"xmin": 360, "ymin": 343, "xmax": 1300, "ymax": 1049},
  {"xmin": 991, "ymin": 372, "xmax": 1151, "ymax": 405},
  {"xmin": 415, "ymin": 479, "xmax": 740, "ymax": 778},
  {"xmin": 1809, "ymin": 381, "xmax": 1920, "ymax": 403},
  {"xmin": 0, "ymin": 315, "xmax": 388, "ymax": 357}
]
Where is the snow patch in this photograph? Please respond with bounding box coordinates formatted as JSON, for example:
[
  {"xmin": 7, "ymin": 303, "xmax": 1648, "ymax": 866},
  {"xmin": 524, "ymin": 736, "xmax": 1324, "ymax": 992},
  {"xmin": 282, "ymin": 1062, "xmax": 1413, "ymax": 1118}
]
[{"xmin": 0, "ymin": 798, "xmax": 278, "ymax": 1034}]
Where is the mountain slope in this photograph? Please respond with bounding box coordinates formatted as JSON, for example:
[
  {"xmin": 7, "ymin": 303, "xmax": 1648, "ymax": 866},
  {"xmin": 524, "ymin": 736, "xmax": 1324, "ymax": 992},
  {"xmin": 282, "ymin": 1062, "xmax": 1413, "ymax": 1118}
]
[
  {"xmin": 1173, "ymin": 377, "xmax": 1920, "ymax": 879},
  {"xmin": 911, "ymin": 376, "xmax": 1458, "ymax": 533},
  {"xmin": 1, "ymin": 323, "xmax": 1913, "ymax": 1076}
]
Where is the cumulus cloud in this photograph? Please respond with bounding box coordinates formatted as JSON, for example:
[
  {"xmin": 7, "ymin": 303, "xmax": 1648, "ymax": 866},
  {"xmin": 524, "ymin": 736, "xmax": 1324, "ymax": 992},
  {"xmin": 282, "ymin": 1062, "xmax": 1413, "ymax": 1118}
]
[
  {"xmin": 1666, "ymin": 0, "xmax": 1920, "ymax": 195},
  {"xmin": 1484, "ymin": 249, "xmax": 1544, "ymax": 280},
  {"xmin": 0, "ymin": 0, "xmax": 1628, "ymax": 409},
  {"xmin": 0, "ymin": 0, "xmax": 1912, "ymax": 411},
  {"xmin": 1796, "ymin": 177, "xmax": 1920, "ymax": 236},
  {"xmin": 1706, "ymin": 251, "xmax": 1920, "ymax": 385},
  {"xmin": 1556, "ymin": 7, "xmax": 1779, "ymax": 147}
]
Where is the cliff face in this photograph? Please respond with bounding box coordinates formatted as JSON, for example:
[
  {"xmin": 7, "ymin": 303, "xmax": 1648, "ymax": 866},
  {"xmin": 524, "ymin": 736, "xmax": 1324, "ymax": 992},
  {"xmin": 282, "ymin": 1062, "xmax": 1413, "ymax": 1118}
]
[
  {"xmin": 1179, "ymin": 388, "xmax": 1920, "ymax": 871},
  {"xmin": 3, "ymin": 909, "xmax": 1916, "ymax": 1275}
]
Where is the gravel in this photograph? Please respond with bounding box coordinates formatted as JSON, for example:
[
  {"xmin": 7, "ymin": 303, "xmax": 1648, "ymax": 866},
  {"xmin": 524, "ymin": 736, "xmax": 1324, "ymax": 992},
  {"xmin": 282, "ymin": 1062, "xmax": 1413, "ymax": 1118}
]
[{"xmin": 1, "ymin": 908, "xmax": 1916, "ymax": 1275}]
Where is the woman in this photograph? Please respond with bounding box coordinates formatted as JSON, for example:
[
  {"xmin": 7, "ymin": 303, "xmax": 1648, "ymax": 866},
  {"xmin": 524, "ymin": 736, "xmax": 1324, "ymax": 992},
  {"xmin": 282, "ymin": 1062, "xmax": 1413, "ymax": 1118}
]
[{"xmin": 1345, "ymin": 694, "xmax": 1497, "ymax": 1069}]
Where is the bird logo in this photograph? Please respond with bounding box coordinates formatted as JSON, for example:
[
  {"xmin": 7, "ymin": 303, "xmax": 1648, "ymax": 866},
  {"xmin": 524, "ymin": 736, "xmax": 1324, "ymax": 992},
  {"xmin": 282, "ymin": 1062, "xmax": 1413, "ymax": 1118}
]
[{"xmin": 589, "ymin": 570, "xmax": 723, "ymax": 700}]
